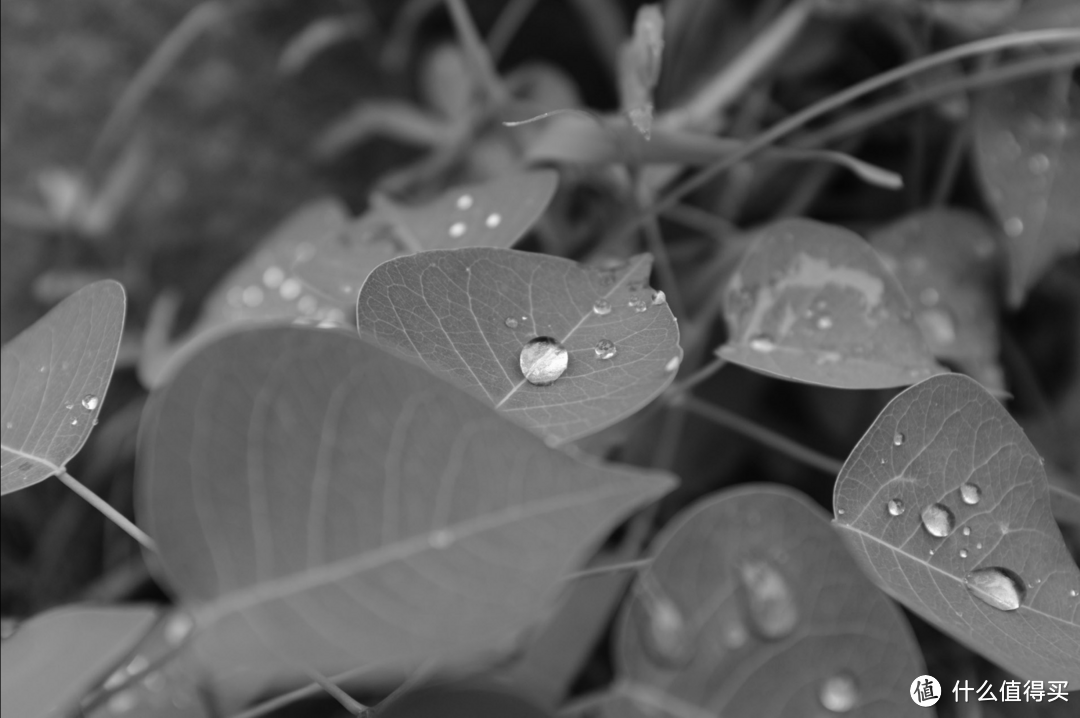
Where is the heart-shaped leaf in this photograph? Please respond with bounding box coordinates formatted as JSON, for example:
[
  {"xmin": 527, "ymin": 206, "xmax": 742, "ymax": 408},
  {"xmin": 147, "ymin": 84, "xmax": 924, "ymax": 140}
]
[
  {"xmin": 1, "ymin": 279, "xmax": 126, "ymax": 493},
  {"xmin": 606, "ymin": 486, "xmax": 927, "ymax": 718},
  {"xmin": 137, "ymin": 326, "xmax": 673, "ymax": 675},
  {"xmin": 1, "ymin": 606, "xmax": 157, "ymax": 718},
  {"xmin": 356, "ymin": 249, "xmax": 683, "ymax": 444},
  {"xmin": 869, "ymin": 209, "xmax": 1004, "ymax": 391},
  {"xmin": 834, "ymin": 373, "xmax": 1080, "ymax": 686},
  {"xmin": 718, "ymin": 218, "xmax": 944, "ymax": 389},
  {"xmin": 974, "ymin": 74, "xmax": 1080, "ymax": 307}
]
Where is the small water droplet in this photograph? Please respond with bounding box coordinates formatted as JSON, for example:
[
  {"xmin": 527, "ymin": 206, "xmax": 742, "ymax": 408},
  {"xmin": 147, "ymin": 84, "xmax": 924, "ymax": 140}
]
[
  {"xmin": 960, "ymin": 483, "xmax": 981, "ymax": 505},
  {"xmin": 108, "ymin": 690, "xmax": 139, "ymax": 714},
  {"xmin": 976, "ymin": 542, "xmax": 983, "ymax": 549},
  {"xmin": 429, "ymin": 529, "xmax": 454, "ymax": 548},
  {"xmin": 504, "ymin": 317, "xmax": 519, "ymax": 329},
  {"xmin": 960, "ymin": 548, "xmax": 969, "ymax": 558},
  {"xmin": 1028, "ymin": 153, "xmax": 1050, "ymax": 174},
  {"xmin": 740, "ymin": 561, "xmax": 798, "ymax": 640},
  {"xmin": 837, "ymin": 508, "xmax": 846, "ymax": 516},
  {"xmin": 485, "ymin": 213, "xmax": 502, "ymax": 228},
  {"xmin": 455, "ymin": 194, "xmax": 473, "ymax": 210},
  {"xmin": 819, "ymin": 673, "xmax": 859, "ymax": 712},
  {"xmin": 65, "ymin": 403, "xmax": 74, "ymax": 410},
  {"xmin": 966, "ymin": 568, "xmax": 1025, "ymax": 611},
  {"xmin": 449, "ymin": 221, "xmax": 467, "ymax": 238},
  {"xmin": 887, "ymin": 498, "xmax": 905, "ymax": 517},
  {"xmin": 165, "ymin": 613, "xmax": 194, "ymax": 645},
  {"xmin": 262, "ymin": 266, "xmax": 284, "ymax": 288},
  {"xmin": 1003, "ymin": 217, "xmax": 1024, "ymax": 237},
  {"xmin": 70, "ymin": 418, "xmax": 78, "ymax": 426},
  {"xmin": 592, "ymin": 299, "xmax": 612, "ymax": 316},
  {"xmin": 125, "ymin": 655, "xmax": 149, "ymax": 676},
  {"xmin": 628, "ymin": 297, "xmax": 648, "ymax": 313},
  {"xmin": 594, "ymin": 339, "xmax": 617, "ymax": 360},
  {"xmin": 748, "ymin": 334, "xmax": 776, "ymax": 353},
  {"xmin": 919, "ymin": 308, "xmax": 956, "ymax": 345},
  {"xmin": 1070, "ymin": 589, "xmax": 1078, "ymax": 597},
  {"xmin": 921, "ymin": 503, "xmax": 954, "ymax": 538},
  {"xmin": 665, "ymin": 356, "xmax": 680, "ymax": 372},
  {"xmin": 893, "ymin": 432, "xmax": 905, "ymax": 446},
  {"xmin": 519, "ymin": 337, "xmax": 569, "ymax": 385},
  {"xmin": 815, "ymin": 315, "xmax": 834, "ymax": 330},
  {"xmin": 962, "ymin": 526, "xmax": 971, "ymax": 536},
  {"xmin": 279, "ymin": 277, "xmax": 302, "ymax": 300},
  {"xmin": 639, "ymin": 581, "xmax": 694, "ymax": 666},
  {"xmin": 81, "ymin": 395, "xmax": 99, "ymax": 411},
  {"xmin": 651, "ymin": 290, "xmax": 666, "ymax": 306}
]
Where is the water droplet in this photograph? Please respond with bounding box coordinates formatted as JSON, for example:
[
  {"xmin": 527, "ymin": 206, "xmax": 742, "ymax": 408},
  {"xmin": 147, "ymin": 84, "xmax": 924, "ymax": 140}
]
[
  {"xmin": 1070, "ymin": 589, "xmax": 1078, "ymax": 597},
  {"xmin": 628, "ymin": 297, "xmax": 648, "ymax": 313},
  {"xmin": 1028, "ymin": 153, "xmax": 1050, "ymax": 174},
  {"xmin": 921, "ymin": 503, "xmax": 954, "ymax": 538},
  {"xmin": 739, "ymin": 561, "xmax": 798, "ymax": 640},
  {"xmin": 665, "ymin": 356, "xmax": 680, "ymax": 372},
  {"xmin": 837, "ymin": 508, "xmax": 845, "ymax": 516},
  {"xmin": 819, "ymin": 673, "xmax": 859, "ymax": 712},
  {"xmin": 1003, "ymin": 217, "xmax": 1024, "ymax": 237},
  {"xmin": 429, "ymin": 529, "xmax": 454, "ymax": 548},
  {"xmin": 108, "ymin": 690, "xmax": 138, "ymax": 714},
  {"xmin": 449, "ymin": 221, "xmax": 467, "ymax": 238},
  {"xmin": 640, "ymin": 588, "xmax": 694, "ymax": 667},
  {"xmin": 279, "ymin": 277, "xmax": 302, "ymax": 300},
  {"xmin": 504, "ymin": 317, "xmax": 519, "ymax": 329},
  {"xmin": 959, "ymin": 549, "xmax": 969, "ymax": 558},
  {"xmin": 70, "ymin": 418, "xmax": 78, "ymax": 426},
  {"xmin": 960, "ymin": 483, "xmax": 981, "ymax": 505},
  {"xmin": 887, "ymin": 498, "xmax": 905, "ymax": 517},
  {"xmin": 298, "ymin": 295, "xmax": 318, "ymax": 315},
  {"xmin": 79, "ymin": 394, "xmax": 100, "ymax": 411},
  {"xmin": 976, "ymin": 542, "xmax": 983, "ymax": 549},
  {"xmin": 893, "ymin": 432, "xmax": 905, "ymax": 446},
  {"xmin": 592, "ymin": 299, "xmax": 612, "ymax": 316},
  {"xmin": 485, "ymin": 213, "xmax": 502, "ymax": 228},
  {"xmin": 966, "ymin": 568, "xmax": 1025, "ymax": 611},
  {"xmin": 125, "ymin": 655, "xmax": 149, "ymax": 676},
  {"xmin": 594, "ymin": 339, "xmax": 617, "ymax": 360},
  {"xmin": 748, "ymin": 334, "xmax": 776, "ymax": 353},
  {"xmin": 919, "ymin": 308, "xmax": 956, "ymax": 345},
  {"xmin": 652, "ymin": 290, "xmax": 666, "ymax": 306},
  {"xmin": 816, "ymin": 315, "xmax": 834, "ymax": 330},
  {"xmin": 164, "ymin": 613, "xmax": 194, "ymax": 645},
  {"xmin": 455, "ymin": 194, "xmax": 474, "ymax": 210},
  {"xmin": 519, "ymin": 337, "xmax": 569, "ymax": 385},
  {"xmin": 962, "ymin": 526, "xmax": 971, "ymax": 536},
  {"xmin": 240, "ymin": 285, "xmax": 262, "ymax": 307},
  {"xmin": 262, "ymin": 266, "xmax": 284, "ymax": 288}
]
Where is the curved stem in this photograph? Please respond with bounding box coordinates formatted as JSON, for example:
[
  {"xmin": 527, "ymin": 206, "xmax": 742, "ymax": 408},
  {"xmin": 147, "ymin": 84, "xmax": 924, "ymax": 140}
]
[{"xmin": 55, "ymin": 470, "xmax": 157, "ymax": 553}]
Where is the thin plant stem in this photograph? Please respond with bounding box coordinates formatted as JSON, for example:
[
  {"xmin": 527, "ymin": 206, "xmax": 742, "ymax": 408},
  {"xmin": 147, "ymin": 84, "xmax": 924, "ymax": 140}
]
[
  {"xmin": 486, "ymin": 0, "xmax": 539, "ymax": 62},
  {"xmin": 55, "ymin": 470, "xmax": 157, "ymax": 553},
  {"xmin": 679, "ymin": 395, "xmax": 844, "ymax": 476},
  {"xmin": 302, "ymin": 667, "xmax": 369, "ymax": 716},
  {"xmin": 930, "ymin": 118, "xmax": 972, "ymax": 206},
  {"xmin": 660, "ymin": 203, "xmax": 737, "ymax": 238},
  {"xmin": 565, "ymin": 558, "xmax": 653, "ymax": 582},
  {"xmin": 445, "ymin": 0, "xmax": 507, "ymax": 105},
  {"xmin": 641, "ymin": 214, "xmax": 686, "ymax": 321},
  {"xmin": 664, "ymin": 356, "xmax": 727, "ymax": 401},
  {"xmin": 230, "ymin": 664, "xmax": 380, "ymax": 718}
]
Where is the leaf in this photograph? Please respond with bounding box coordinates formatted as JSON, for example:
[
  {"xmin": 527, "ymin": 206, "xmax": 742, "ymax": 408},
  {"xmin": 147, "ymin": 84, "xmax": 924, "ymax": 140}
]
[
  {"xmin": 606, "ymin": 486, "xmax": 927, "ymax": 718},
  {"xmin": 137, "ymin": 326, "xmax": 674, "ymax": 675},
  {"xmin": 833, "ymin": 373, "xmax": 1080, "ymax": 686},
  {"xmin": 718, "ymin": 218, "xmax": 944, "ymax": 389},
  {"xmin": 974, "ymin": 74, "xmax": 1080, "ymax": 307},
  {"xmin": 869, "ymin": 208, "xmax": 1005, "ymax": 391},
  {"xmin": 618, "ymin": 4, "xmax": 664, "ymax": 138},
  {"xmin": 0, "ymin": 606, "xmax": 157, "ymax": 718},
  {"xmin": 1, "ymin": 279, "xmax": 126, "ymax": 494},
  {"xmin": 356, "ymin": 249, "xmax": 683, "ymax": 444}
]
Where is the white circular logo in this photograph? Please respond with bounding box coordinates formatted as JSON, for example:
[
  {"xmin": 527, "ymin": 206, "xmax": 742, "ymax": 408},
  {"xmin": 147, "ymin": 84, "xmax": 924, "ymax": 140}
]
[{"xmin": 910, "ymin": 675, "xmax": 941, "ymax": 707}]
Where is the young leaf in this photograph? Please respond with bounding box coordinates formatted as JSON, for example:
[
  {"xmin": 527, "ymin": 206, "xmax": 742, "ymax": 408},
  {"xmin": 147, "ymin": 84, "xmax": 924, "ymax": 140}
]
[
  {"xmin": 1, "ymin": 279, "xmax": 125, "ymax": 493},
  {"xmin": 356, "ymin": 249, "xmax": 683, "ymax": 444},
  {"xmin": 974, "ymin": 74, "xmax": 1079, "ymax": 307},
  {"xmin": 137, "ymin": 326, "xmax": 674, "ymax": 675},
  {"xmin": 0, "ymin": 606, "xmax": 157, "ymax": 718},
  {"xmin": 834, "ymin": 373, "xmax": 1080, "ymax": 686},
  {"xmin": 718, "ymin": 218, "xmax": 944, "ymax": 389},
  {"xmin": 618, "ymin": 4, "xmax": 664, "ymax": 138},
  {"xmin": 607, "ymin": 486, "xmax": 926, "ymax": 718},
  {"xmin": 869, "ymin": 209, "xmax": 1004, "ymax": 391}
]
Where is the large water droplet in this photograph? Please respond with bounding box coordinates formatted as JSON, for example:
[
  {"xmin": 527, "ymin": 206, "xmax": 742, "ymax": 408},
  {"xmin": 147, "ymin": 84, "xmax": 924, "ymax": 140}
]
[
  {"xmin": 893, "ymin": 432, "xmax": 905, "ymax": 446},
  {"xmin": 739, "ymin": 561, "xmax": 798, "ymax": 640},
  {"xmin": 504, "ymin": 317, "xmax": 519, "ymax": 329},
  {"xmin": 960, "ymin": 483, "xmax": 981, "ymax": 505},
  {"xmin": 628, "ymin": 297, "xmax": 648, "ymax": 313},
  {"xmin": 594, "ymin": 339, "xmax": 617, "ymax": 360},
  {"xmin": 887, "ymin": 498, "xmax": 905, "ymax": 517},
  {"xmin": 665, "ymin": 356, "xmax": 681, "ymax": 372},
  {"xmin": 519, "ymin": 337, "xmax": 569, "ymax": 385},
  {"xmin": 592, "ymin": 299, "xmax": 612, "ymax": 316},
  {"xmin": 748, "ymin": 334, "xmax": 776, "ymax": 353},
  {"xmin": 819, "ymin": 673, "xmax": 859, "ymax": 712},
  {"xmin": 81, "ymin": 395, "xmax": 100, "ymax": 411},
  {"xmin": 966, "ymin": 568, "xmax": 1025, "ymax": 611},
  {"xmin": 639, "ymin": 589, "xmax": 694, "ymax": 667},
  {"xmin": 921, "ymin": 503, "xmax": 954, "ymax": 538}
]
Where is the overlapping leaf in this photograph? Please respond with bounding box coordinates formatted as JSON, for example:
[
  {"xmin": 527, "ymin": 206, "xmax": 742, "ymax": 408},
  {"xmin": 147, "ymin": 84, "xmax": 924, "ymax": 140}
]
[
  {"xmin": 718, "ymin": 218, "xmax": 943, "ymax": 389},
  {"xmin": 834, "ymin": 373, "xmax": 1080, "ymax": 686},
  {"xmin": 1, "ymin": 280, "xmax": 125, "ymax": 493},
  {"xmin": 356, "ymin": 248, "xmax": 683, "ymax": 444},
  {"xmin": 606, "ymin": 487, "xmax": 926, "ymax": 718},
  {"xmin": 1, "ymin": 606, "xmax": 157, "ymax": 718},
  {"xmin": 974, "ymin": 74, "xmax": 1079, "ymax": 307},
  {"xmin": 137, "ymin": 326, "xmax": 673, "ymax": 675},
  {"xmin": 869, "ymin": 209, "xmax": 1004, "ymax": 391}
]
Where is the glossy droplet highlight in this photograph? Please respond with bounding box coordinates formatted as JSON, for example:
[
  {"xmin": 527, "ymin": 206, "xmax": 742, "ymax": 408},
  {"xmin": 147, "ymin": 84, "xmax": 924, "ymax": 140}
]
[
  {"xmin": 279, "ymin": 277, "xmax": 302, "ymax": 300},
  {"xmin": 665, "ymin": 356, "xmax": 680, "ymax": 372},
  {"xmin": 449, "ymin": 221, "xmax": 467, "ymax": 238},
  {"xmin": 164, "ymin": 613, "xmax": 194, "ymax": 645},
  {"xmin": 960, "ymin": 483, "xmax": 981, "ymax": 505},
  {"xmin": 819, "ymin": 673, "xmax": 859, "ymax": 712},
  {"xmin": 893, "ymin": 432, "xmax": 905, "ymax": 446},
  {"xmin": 962, "ymin": 526, "xmax": 971, "ymax": 536},
  {"xmin": 887, "ymin": 498, "xmax": 905, "ymax": 517},
  {"xmin": 594, "ymin": 339, "xmax": 617, "ymax": 360},
  {"xmin": 966, "ymin": 568, "xmax": 1025, "ymax": 611},
  {"xmin": 455, "ymin": 194, "xmax": 473, "ymax": 209},
  {"xmin": 639, "ymin": 587, "xmax": 694, "ymax": 667},
  {"xmin": 519, "ymin": 336, "xmax": 568, "ymax": 386},
  {"xmin": 81, "ymin": 395, "xmax": 100, "ymax": 411},
  {"xmin": 748, "ymin": 334, "xmax": 776, "ymax": 353},
  {"xmin": 651, "ymin": 290, "xmax": 666, "ymax": 306},
  {"xmin": 592, "ymin": 299, "xmax": 612, "ymax": 316},
  {"xmin": 504, "ymin": 317, "xmax": 519, "ymax": 329},
  {"xmin": 816, "ymin": 315, "xmax": 833, "ymax": 330},
  {"xmin": 921, "ymin": 503, "xmax": 954, "ymax": 538},
  {"xmin": 740, "ymin": 561, "xmax": 798, "ymax": 640},
  {"xmin": 628, "ymin": 297, "xmax": 648, "ymax": 313},
  {"xmin": 485, "ymin": 213, "xmax": 502, "ymax": 228},
  {"xmin": 959, "ymin": 549, "xmax": 969, "ymax": 558}
]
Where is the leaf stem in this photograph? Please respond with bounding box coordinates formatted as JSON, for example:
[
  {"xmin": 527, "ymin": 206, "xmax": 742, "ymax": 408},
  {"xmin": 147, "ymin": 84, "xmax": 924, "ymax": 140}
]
[
  {"xmin": 230, "ymin": 664, "xmax": 380, "ymax": 718},
  {"xmin": 678, "ymin": 395, "xmax": 844, "ymax": 476},
  {"xmin": 566, "ymin": 557, "xmax": 653, "ymax": 581},
  {"xmin": 55, "ymin": 469, "xmax": 157, "ymax": 553}
]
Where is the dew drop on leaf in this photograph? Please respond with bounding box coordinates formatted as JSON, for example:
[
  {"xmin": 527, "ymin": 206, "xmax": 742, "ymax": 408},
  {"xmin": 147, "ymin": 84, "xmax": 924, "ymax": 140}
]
[
  {"xmin": 628, "ymin": 297, "xmax": 648, "ymax": 313},
  {"xmin": 748, "ymin": 334, "xmax": 776, "ymax": 353},
  {"xmin": 519, "ymin": 336, "xmax": 568, "ymax": 386},
  {"xmin": 960, "ymin": 549, "xmax": 969, "ymax": 558},
  {"xmin": 485, "ymin": 213, "xmax": 502, "ymax": 228},
  {"xmin": 651, "ymin": 290, "xmax": 666, "ymax": 306},
  {"xmin": 262, "ymin": 266, "xmax": 284, "ymax": 288},
  {"xmin": 893, "ymin": 432, "xmax": 905, "ymax": 446},
  {"xmin": 594, "ymin": 339, "xmax": 617, "ymax": 360},
  {"xmin": 966, "ymin": 568, "xmax": 1025, "ymax": 611},
  {"xmin": 887, "ymin": 498, "xmax": 905, "ymax": 517},
  {"xmin": 639, "ymin": 589, "xmax": 694, "ymax": 667},
  {"xmin": 107, "ymin": 690, "xmax": 139, "ymax": 714},
  {"xmin": 280, "ymin": 277, "xmax": 302, "ymax": 300},
  {"xmin": 164, "ymin": 613, "xmax": 194, "ymax": 645},
  {"xmin": 665, "ymin": 356, "xmax": 680, "ymax": 372},
  {"xmin": 242, "ymin": 286, "xmax": 263, "ymax": 307},
  {"xmin": 70, "ymin": 418, "xmax": 78, "ymax": 426},
  {"xmin": 81, "ymin": 395, "xmax": 100, "ymax": 411},
  {"xmin": 449, "ymin": 221, "xmax": 467, "ymax": 238},
  {"xmin": 504, "ymin": 317, "xmax": 519, "ymax": 329},
  {"xmin": 819, "ymin": 673, "xmax": 859, "ymax": 712},
  {"xmin": 455, "ymin": 194, "xmax": 473, "ymax": 210},
  {"xmin": 921, "ymin": 503, "xmax": 954, "ymax": 538},
  {"xmin": 739, "ymin": 560, "xmax": 798, "ymax": 640},
  {"xmin": 1070, "ymin": 589, "xmax": 1078, "ymax": 598},
  {"xmin": 962, "ymin": 526, "xmax": 971, "ymax": 536},
  {"xmin": 960, "ymin": 483, "xmax": 981, "ymax": 505},
  {"xmin": 592, "ymin": 299, "xmax": 612, "ymax": 316}
]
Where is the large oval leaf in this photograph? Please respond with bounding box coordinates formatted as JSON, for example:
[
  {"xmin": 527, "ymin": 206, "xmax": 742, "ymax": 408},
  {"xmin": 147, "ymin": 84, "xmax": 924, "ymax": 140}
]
[
  {"xmin": 1, "ymin": 606, "xmax": 157, "ymax": 718},
  {"xmin": 606, "ymin": 486, "xmax": 927, "ymax": 718},
  {"xmin": 137, "ymin": 326, "xmax": 673, "ymax": 675},
  {"xmin": 719, "ymin": 219, "xmax": 943, "ymax": 389},
  {"xmin": 834, "ymin": 373, "xmax": 1080, "ymax": 686},
  {"xmin": 1, "ymin": 279, "xmax": 126, "ymax": 493},
  {"xmin": 974, "ymin": 74, "xmax": 1080, "ymax": 307},
  {"xmin": 356, "ymin": 248, "xmax": 683, "ymax": 444}
]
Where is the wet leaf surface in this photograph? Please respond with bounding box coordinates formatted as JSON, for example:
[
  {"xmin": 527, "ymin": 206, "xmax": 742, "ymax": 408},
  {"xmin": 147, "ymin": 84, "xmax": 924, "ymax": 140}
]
[
  {"xmin": 607, "ymin": 486, "xmax": 926, "ymax": 718},
  {"xmin": 718, "ymin": 219, "xmax": 943, "ymax": 389},
  {"xmin": 137, "ymin": 326, "xmax": 673, "ymax": 675},
  {"xmin": 974, "ymin": 74, "xmax": 1080, "ymax": 307},
  {"xmin": 869, "ymin": 208, "xmax": 1004, "ymax": 391},
  {"xmin": 834, "ymin": 373, "xmax": 1080, "ymax": 686},
  {"xmin": 1, "ymin": 280, "xmax": 125, "ymax": 493},
  {"xmin": 356, "ymin": 249, "xmax": 683, "ymax": 444}
]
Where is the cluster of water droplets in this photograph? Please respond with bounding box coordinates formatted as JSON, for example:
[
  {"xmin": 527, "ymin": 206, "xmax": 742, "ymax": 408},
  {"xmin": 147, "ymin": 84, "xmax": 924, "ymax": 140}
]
[
  {"xmin": 225, "ymin": 257, "xmax": 347, "ymax": 328},
  {"xmin": 447, "ymin": 194, "xmax": 502, "ymax": 239}
]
